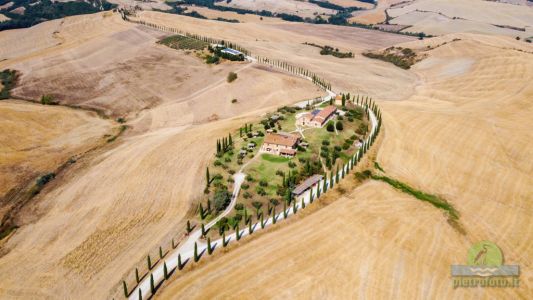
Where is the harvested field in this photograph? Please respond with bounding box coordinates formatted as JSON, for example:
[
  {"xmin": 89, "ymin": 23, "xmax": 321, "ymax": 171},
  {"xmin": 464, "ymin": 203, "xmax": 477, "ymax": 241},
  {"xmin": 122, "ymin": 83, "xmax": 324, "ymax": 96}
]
[
  {"xmin": 388, "ymin": 0, "xmax": 533, "ymax": 38},
  {"xmin": 0, "ymin": 12, "xmax": 323, "ymax": 299},
  {"xmin": 133, "ymin": 11, "xmax": 418, "ymax": 100},
  {"xmin": 217, "ymin": 0, "xmax": 337, "ymax": 18},
  {"xmin": 158, "ymin": 33, "xmax": 533, "ymax": 299},
  {"xmin": 0, "ymin": 100, "xmax": 113, "ymax": 230}
]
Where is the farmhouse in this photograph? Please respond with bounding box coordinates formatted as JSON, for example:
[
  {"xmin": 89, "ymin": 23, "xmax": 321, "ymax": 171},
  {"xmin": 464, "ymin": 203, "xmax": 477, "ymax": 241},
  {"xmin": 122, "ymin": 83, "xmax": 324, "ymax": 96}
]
[
  {"xmin": 296, "ymin": 105, "xmax": 337, "ymax": 128},
  {"xmin": 260, "ymin": 132, "xmax": 300, "ymax": 157},
  {"xmin": 292, "ymin": 174, "xmax": 324, "ymax": 197}
]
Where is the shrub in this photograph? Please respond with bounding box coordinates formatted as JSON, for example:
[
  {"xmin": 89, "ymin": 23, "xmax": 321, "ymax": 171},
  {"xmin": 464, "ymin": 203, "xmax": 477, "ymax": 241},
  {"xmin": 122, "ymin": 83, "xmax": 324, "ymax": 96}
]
[
  {"xmin": 246, "ymin": 175, "xmax": 254, "ymax": 182},
  {"xmin": 214, "ymin": 160, "xmax": 222, "ymax": 166},
  {"xmin": 241, "ymin": 184, "xmax": 250, "ymax": 190},
  {"xmin": 259, "ymin": 180, "xmax": 268, "ymax": 187},
  {"xmin": 205, "ymin": 55, "xmax": 220, "ymax": 64},
  {"xmin": 40, "ymin": 94, "xmax": 58, "ymax": 105},
  {"xmin": 227, "ymin": 72, "xmax": 238, "ymax": 83},
  {"xmin": 235, "ymin": 203, "xmax": 244, "ymax": 210},
  {"xmin": 224, "ymin": 157, "xmax": 231, "ymax": 163},
  {"xmin": 269, "ymin": 198, "xmax": 280, "ymax": 206},
  {"xmin": 334, "ymin": 145, "xmax": 342, "ymax": 152},
  {"xmin": 336, "ymin": 121, "xmax": 344, "ymax": 131},
  {"xmin": 213, "ymin": 188, "xmax": 231, "ymax": 212},
  {"xmin": 243, "ymin": 191, "xmax": 252, "ymax": 199},
  {"xmin": 252, "ymin": 201, "xmax": 263, "ymax": 210},
  {"xmin": 231, "ymin": 98, "xmax": 238, "ymax": 103},
  {"xmin": 228, "ymin": 169, "xmax": 236, "ymax": 175},
  {"xmin": 326, "ymin": 121, "xmax": 335, "ymax": 132},
  {"xmin": 256, "ymin": 187, "xmax": 267, "ymax": 196},
  {"xmin": 288, "ymin": 161, "xmax": 297, "ymax": 168}
]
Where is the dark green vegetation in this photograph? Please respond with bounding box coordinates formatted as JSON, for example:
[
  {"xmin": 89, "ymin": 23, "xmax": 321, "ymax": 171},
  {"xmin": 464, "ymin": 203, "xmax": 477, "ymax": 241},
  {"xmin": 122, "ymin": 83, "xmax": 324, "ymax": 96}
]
[
  {"xmin": 40, "ymin": 94, "xmax": 58, "ymax": 105},
  {"xmin": 0, "ymin": 0, "xmax": 116, "ymax": 31},
  {"xmin": 158, "ymin": 35, "xmax": 209, "ymax": 50},
  {"xmin": 0, "ymin": 69, "xmax": 19, "ymax": 99},
  {"xmin": 29, "ymin": 172, "xmax": 56, "ymax": 197},
  {"xmin": 371, "ymin": 174, "xmax": 459, "ymax": 221},
  {"xmin": 227, "ymin": 72, "xmax": 238, "ymax": 83},
  {"xmin": 304, "ymin": 42, "xmax": 353, "ymax": 58},
  {"xmin": 363, "ymin": 47, "xmax": 418, "ymax": 69}
]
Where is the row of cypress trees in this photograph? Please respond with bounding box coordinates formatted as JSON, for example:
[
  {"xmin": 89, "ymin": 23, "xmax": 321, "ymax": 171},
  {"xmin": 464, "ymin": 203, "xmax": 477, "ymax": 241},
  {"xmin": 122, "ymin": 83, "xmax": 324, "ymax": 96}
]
[
  {"xmin": 123, "ymin": 16, "xmax": 250, "ymax": 55},
  {"xmin": 255, "ymin": 56, "xmax": 332, "ymax": 91},
  {"xmin": 121, "ymin": 97, "xmax": 382, "ymax": 299}
]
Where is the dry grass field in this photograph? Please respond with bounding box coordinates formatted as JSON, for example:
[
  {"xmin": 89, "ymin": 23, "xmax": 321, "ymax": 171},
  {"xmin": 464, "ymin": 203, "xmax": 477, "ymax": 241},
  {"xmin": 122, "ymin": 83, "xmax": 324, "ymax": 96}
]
[
  {"xmin": 217, "ymin": 0, "xmax": 337, "ymax": 18},
  {"xmin": 0, "ymin": 100, "xmax": 112, "ymax": 218},
  {"xmin": 158, "ymin": 34, "xmax": 533, "ymax": 299},
  {"xmin": 0, "ymin": 12, "xmax": 325, "ymax": 299},
  {"xmin": 387, "ymin": 0, "xmax": 533, "ymax": 38}
]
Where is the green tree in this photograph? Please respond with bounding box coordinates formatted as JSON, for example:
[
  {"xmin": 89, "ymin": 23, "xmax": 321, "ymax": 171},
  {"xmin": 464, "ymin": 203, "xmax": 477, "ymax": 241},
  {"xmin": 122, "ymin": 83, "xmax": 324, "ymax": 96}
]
[
  {"xmin": 123, "ymin": 281, "xmax": 128, "ymax": 297},
  {"xmin": 150, "ymin": 273, "xmax": 155, "ymax": 294},
  {"xmin": 326, "ymin": 121, "xmax": 335, "ymax": 132},
  {"xmin": 336, "ymin": 121, "xmax": 344, "ymax": 131},
  {"xmin": 227, "ymin": 72, "xmax": 238, "ymax": 83},
  {"xmin": 164, "ymin": 262, "xmax": 169, "ymax": 279},
  {"xmin": 194, "ymin": 242, "xmax": 200, "ymax": 262}
]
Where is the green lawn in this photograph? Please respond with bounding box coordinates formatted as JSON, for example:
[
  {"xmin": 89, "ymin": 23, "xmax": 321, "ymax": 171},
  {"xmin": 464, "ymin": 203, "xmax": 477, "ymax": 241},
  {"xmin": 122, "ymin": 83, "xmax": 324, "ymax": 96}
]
[{"xmin": 260, "ymin": 153, "xmax": 290, "ymax": 163}]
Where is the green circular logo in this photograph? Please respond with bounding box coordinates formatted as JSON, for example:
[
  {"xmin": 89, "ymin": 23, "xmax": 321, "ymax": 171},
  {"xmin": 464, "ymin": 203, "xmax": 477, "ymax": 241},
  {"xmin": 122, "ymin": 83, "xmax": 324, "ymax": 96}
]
[{"xmin": 467, "ymin": 241, "xmax": 503, "ymax": 266}]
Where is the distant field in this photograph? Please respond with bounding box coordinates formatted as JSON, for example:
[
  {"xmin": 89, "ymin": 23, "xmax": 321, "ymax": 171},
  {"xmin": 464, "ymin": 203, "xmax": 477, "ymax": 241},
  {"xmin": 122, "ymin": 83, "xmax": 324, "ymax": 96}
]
[
  {"xmin": 217, "ymin": 0, "xmax": 337, "ymax": 18},
  {"xmin": 387, "ymin": 0, "xmax": 533, "ymax": 38}
]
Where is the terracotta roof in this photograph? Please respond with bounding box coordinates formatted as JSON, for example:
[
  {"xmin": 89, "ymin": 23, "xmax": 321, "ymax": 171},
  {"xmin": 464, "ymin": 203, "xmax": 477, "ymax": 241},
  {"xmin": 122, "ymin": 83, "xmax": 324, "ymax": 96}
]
[
  {"xmin": 314, "ymin": 105, "xmax": 337, "ymax": 122},
  {"xmin": 292, "ymin": 174, "xmax": 324, "ymax": 195},
  {"xmin": 263, "ymin": 133, "xmax": 299, "ymax": 147}
]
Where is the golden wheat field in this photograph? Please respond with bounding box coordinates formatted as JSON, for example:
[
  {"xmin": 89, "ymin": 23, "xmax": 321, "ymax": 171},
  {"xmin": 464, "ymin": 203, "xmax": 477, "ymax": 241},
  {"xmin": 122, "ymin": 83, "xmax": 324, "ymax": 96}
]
[{"xmin": 157, "ymin": 30, "xmax": 533, "ymax": 300}]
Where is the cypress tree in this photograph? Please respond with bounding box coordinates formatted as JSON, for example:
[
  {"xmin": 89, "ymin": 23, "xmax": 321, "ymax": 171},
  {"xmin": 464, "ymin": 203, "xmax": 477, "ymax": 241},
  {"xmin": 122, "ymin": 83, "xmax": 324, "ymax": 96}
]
[
  {"xmin": 150, "ymin": 273, "xmax": 155, "ymax": 294},
  {"xmin": 135, "ymin": 268, "xmax": 140, "ymax": 283},
  {"xmin": 336, "ymin": 166, "xmax": 340, "ymax": 183},
  {"xmin": 301, "ymin": 198, "xmax": 305, "ymax": 209},
  {"xmin": 228, "ymin": 134, "xmax": 233, "ymax": 146},
  {"xmin": 199, "ymin": 204, "xmax": 205, "ymax": 220},
  {"xmin": 159, "ymin": 246, "xmax": 164, "ymax": 259},
  {"xmin": 201, "ymin": 223, "xmax": 206, "ymax": 237},
  {"xmin": 147, "ymin": 255, "xmax": 152, "ymax": 270},
  {"xmin": 123, "ymin": 280, "xmax": 128, "ymax": 297},
  {"xmin": 260, "ymin": 214, "xmax": 265, "ymax": 228},
  {"xmin": 293, "ymin": 201, "xmax": 297, "ymax": 214},
  {"xmin": 309, "ymin": 191, "xmax": 314, "ymax": 204},
  {"xmin": 323, "ymin": 177, "xmax": 328, "ymax": 192},
  {"xmin": 239, "ymin": 127, "xmax": 242, "ymax": 137},
  {"xmin": 207, "ymin": 237, "xmax": 213, "ymax": 255},
  {"xmin": 330, "ymin": 171, "xmax": 334, "ymax": 188},
  {"xmin": 178, "ymin": 254, "xmax": 183, "ymax": 270},
  {"xmin": 272, "ymin": 211, "xmax": 277, "ymax": 224},
  {"xmin": 139, "ymin": 287, "xmax": 142, "ymax": 300},
  {"xmin": 222, "ymin": 232, "xmax": 228, "ymax": 247},
  {"xmin": 206, "ymin": 167, "xmax": 210, "ymax": 187},
  {"xmin": 186, "ymin": 220, "xmax": 192, "ymax": 233},
  {"xmin": 317, "ymin": 183, "xmax": 321, "ymax": 198},
  {"xmin": 283, "ymin": 202, "xmax": 288, "ymax": 218},
  {"xmin": 194, "ymin": 242, "xmax": 199, "ymax": 262},
  {"xmin": 248, "ymin": 221, "xmax": 253, "ymax": 234},
  {"xmin": 164, "ymin": 262, "xmax": 169, "ymax": 279}
]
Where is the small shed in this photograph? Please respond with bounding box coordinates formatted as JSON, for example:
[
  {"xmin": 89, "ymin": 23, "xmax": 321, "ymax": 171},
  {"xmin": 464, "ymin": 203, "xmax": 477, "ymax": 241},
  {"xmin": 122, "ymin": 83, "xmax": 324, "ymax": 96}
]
[{"xmin": 292, "ymin": 174, "xmax": 324, "ymax": 196}]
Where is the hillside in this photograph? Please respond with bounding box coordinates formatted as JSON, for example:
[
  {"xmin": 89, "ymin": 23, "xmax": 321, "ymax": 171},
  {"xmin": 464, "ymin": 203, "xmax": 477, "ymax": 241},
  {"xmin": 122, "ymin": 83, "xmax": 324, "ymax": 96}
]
[{"xmin": 157, "ymin": 33, "xmax": 533, "ymax": 299}]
